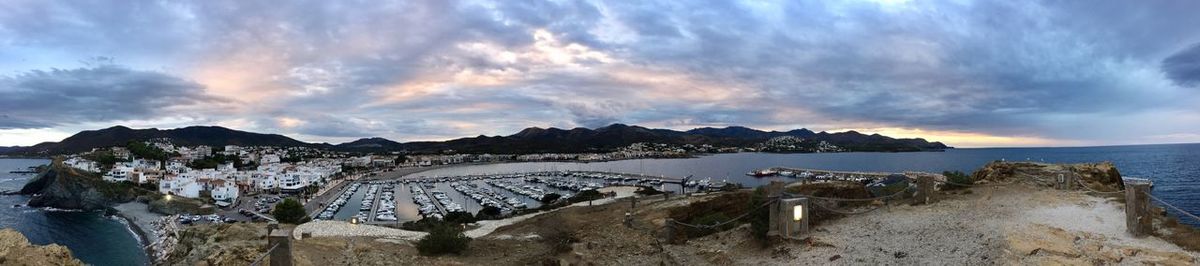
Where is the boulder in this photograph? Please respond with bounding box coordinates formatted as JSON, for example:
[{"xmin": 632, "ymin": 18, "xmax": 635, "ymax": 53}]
[
  {"xmin": 1005, "ymin": 224, "xmax": 1080, "ymax": 258},
  {"xmin": 972, "ymin": 161, "xmax": 1122, "ymax": 190},
  {"xmin": 0, "ymin": 229, "xmax": 84, "ymax": 266}
]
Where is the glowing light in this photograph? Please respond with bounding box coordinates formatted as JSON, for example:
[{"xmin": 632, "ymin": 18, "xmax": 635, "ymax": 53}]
[
  {"xmin": 164, "ymin": 194, "xmax": 173, "ymax": 201},
  {"xmin": 792, "ymin": 205, "xmax": 804, "ymax": 221}
]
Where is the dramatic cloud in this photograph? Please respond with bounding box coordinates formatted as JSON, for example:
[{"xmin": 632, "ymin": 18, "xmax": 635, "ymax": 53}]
[
  {"xmin": 0, "ymin": 63, "xmax": 225, "ymax": 129},
  {"xmin": 1163, "ymin": 43, "xmax": 1200, "ymax": 88},
  {"xmin": 1, "ymin": 0, "xmax": 1199, "ymax": 147}
]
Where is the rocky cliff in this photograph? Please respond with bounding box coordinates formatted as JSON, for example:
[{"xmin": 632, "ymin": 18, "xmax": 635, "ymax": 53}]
[
  {"xmin": 0, "ymin": 229, "xmax": 84, "ymax": 266},
  {"xmin": 20, "ymin": 159, "xmax": 139, "ymax": 211},
  {"xmin": 971, "ymin": 161, "xmax": 1124, "ymax": 190}
]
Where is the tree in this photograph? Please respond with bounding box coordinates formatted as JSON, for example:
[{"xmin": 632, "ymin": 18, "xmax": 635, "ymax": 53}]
[
  {"xmin": 272, "ymin": 198, "xmax": 309, "ymax": 224},
  {"xmin": 475, "ymin": 206, "xmax": 502, "ymax": 220},
  {"xmin": 540, "ymin": 193, "xmax": 562, "ymax": 204},
  {"xmin": 416, "ymin": 223, "xmax": 471, "ymax": 256},
  {"xmin": 443, "ymin": 211, "xmax": 476, "ymax": 224}
]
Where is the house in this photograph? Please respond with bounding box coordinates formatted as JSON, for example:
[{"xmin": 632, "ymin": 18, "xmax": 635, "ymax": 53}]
[
  {"xmin": 260, "ymin": 154, "xmax": 281, "ymax": 165},
  {"xmin": 64, "ymin": 157, "xmax": 101, "ymax": 173},
  {"xmin": 102, "ymin": 165, "xmax": 132, "ymax": 182},
  {"xmin": 208, "ymin": 179, "xmax": 240, "ymax": 203}
]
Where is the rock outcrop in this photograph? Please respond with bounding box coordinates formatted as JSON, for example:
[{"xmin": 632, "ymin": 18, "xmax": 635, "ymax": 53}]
[
  {"xmin": 0, "ymin": 229, "xmax": 84, "ymax": 266},
  {"xmin": 972, "ymin": 161, "xmax": 1124, "ymax": 190},
  {"xmin": 1005, "ymin": 224, "xmax": 1196, "ymax": 265},
  {"xmin": 20, "ymin": 159, "xmax": 137, "ymax": 211}
]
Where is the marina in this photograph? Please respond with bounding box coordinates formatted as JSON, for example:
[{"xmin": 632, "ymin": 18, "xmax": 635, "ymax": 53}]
[{"xmin": 315, "ymin": 170, "xmax": 733, "ymax": 223}]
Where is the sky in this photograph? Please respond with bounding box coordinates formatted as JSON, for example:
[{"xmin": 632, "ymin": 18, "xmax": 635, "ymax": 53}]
[{"xmin": 2, "ymin": 0, "xmax": 1200, "ymax": 148}]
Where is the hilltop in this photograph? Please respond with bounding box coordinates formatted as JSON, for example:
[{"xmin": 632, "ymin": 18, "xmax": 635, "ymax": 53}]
[
  {"xmin": 160, "ymin": 162, "xmax": 1196, "ymax": 265},
  {"xmin": 4, "ymin": 124, "xmax": 949, "ymax": 155}
]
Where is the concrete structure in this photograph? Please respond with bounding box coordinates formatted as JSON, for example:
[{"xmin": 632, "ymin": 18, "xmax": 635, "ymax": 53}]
[{"xmin": 1123, "ymin": 177, "xmax": 1153, "ymax": 237}]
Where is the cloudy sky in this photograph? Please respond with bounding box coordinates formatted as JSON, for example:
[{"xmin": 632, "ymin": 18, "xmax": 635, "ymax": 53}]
[{"xmin": 2, "ymin": 0, "xmax": 1199, "ymax": 148}]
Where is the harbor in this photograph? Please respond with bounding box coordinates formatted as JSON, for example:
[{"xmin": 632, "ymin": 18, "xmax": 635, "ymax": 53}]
[{"xmin": 310, "ymin": 170, "xmax": 738, "ymax": 224}]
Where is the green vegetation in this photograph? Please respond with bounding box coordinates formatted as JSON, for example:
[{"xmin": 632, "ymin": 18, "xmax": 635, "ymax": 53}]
[
  {"xmin": 566, "ymin": 189, "xmax": 604, "ymax": 204},
  {"xmin": 271, "ymin": 198, "xmax": 309, "ymax": 224},
  {"xmin": 683, "ymin": 213, "xmax": 735, "ymax": 237},
  {"xmin": 415, "ymin": 224, "xmax": 471, "ymax": 256},
  {"xmin": 634, "ymin": 185, "xmax": 664, "ymax": 195},
  {"xmin": 942, "ymin": 170, "xmax": 973, "ymax": 190},
  {"xmin": 126, "ymin": 141, "xmax": 174, "ymax": 162},
  {"xmin": 540, "ymin": 193, "xmax": 562, "ymax": 204},
  {"xmin": 442, "ymin": 211, "xmax": 477, "ymax": 224},
  {"xmin": 188, "ymin": 153, "xmax": 247, "ymax": 169},
  {"xmin": 83, "ymin": 151, "xmax": 127, "ymax": 168},
  {"xmin": 749, "ymin": 187, "xmax": 771, "ymax": 245},
  {"xmin": 475, "ymin": 206, "xmax": 502, "ymax": 220}
]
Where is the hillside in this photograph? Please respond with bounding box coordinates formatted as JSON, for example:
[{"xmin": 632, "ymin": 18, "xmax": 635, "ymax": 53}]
[
  {"xmin": 14, "ymin": 126, "xmax": 316, "ymax": 155},
  {"xmin": 5, "ymin": 124, "xmax": 949, "ymax": 155}
]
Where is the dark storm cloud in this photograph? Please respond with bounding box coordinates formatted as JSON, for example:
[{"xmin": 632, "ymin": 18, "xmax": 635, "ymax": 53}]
[
  {"xmin": 1163, "ymin": 43, "xmax": 1200, "ymax": 88},
  {"xmin": 0, "ymin": 64, "xmax": 223, "ymax": 129}
]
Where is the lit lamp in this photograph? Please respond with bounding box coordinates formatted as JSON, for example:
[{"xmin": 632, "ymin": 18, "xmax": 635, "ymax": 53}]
[
  {"xmin": 792, "ymin": 205, "xmax": 804, "ymax": 221},
  {"xmin": 780, "ymin": 198, "xmax": 809, "ymax": 238},
  {"xmin": 164, "ymin": 194, "xmax": 173, "ymax": 201},
  {"xmin": 350, "ymin": 217, "xmax": 359, "ymax": 224}
]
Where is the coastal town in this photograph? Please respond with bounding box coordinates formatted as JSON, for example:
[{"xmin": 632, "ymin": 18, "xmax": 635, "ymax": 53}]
[{"xmin": 3, "ymin": 1, "xmax": 1200, "ymax": 265}]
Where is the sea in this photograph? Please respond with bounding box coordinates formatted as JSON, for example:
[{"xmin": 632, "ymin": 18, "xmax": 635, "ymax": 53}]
[
  {"xmin": 1, "ymin": 143, "xmax": 1197, "ymax": 265},
  {"xmin": 0, "ymin": 158, "xmax": 149, "ymax": 266},
  {"xmin": 401, "ymin": 143, "xmax": 1200, "ymax": 227}
]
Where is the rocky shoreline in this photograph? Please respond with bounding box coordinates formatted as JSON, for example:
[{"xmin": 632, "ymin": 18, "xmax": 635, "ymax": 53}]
[
  {"xmin": 112, "ymin": 202, "xmax": 179, "ymax": 265},
  {"xmin": 0, "ymin": 229, "xmax": 84, "ymax": 265}
]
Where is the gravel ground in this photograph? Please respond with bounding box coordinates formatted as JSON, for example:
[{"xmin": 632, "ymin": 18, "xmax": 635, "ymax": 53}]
[
  {"xmin": 672, "ymin": 183, "xmax": 1197, "ymax": 265},
  {"xmin": 294, "ymin": 221, "xmax": 427, "ymax": 241}
]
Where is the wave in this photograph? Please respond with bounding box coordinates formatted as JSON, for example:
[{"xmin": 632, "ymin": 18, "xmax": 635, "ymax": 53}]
[{"xmin": 40, "ymin": 207, "xmax": 88, "ymax": 213}]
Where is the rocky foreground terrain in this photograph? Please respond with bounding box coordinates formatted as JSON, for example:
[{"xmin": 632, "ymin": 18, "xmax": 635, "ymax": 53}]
[
  {"xmin": 0, "ymin": 229, "xmax": 84, "ymax": 266},
  {"xmin": 158, "ymin": 161, "xmax": 1198, "ymax": 265}
]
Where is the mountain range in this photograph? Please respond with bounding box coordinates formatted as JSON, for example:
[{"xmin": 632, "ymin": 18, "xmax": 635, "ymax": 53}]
[{"xmin": 4, "ymin": 124, "xmax": 949, "ymax": 155}]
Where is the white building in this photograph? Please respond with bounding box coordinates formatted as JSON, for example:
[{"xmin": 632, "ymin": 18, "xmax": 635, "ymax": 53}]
[
  {"xmin": 209, "ymin": 179, "xmax": 240, "ymax": 203},
  {"xmin": 64, "ymin": 157, "xmax": 101, "ymax": 173},
  {"xmin": 102, "ymin": 165, "xmax": 132, "ymax": 182}
]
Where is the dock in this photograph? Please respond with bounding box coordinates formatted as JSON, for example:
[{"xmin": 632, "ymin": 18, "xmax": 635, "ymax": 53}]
[{"xmin": 417, "ymin": 185, "xmax": 448, "ymax": 216}]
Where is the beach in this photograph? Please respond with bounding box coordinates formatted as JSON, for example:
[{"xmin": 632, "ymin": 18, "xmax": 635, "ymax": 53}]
[{"xmin": 112, "ymin": 201, "xmax": 167, "ymax": 263}]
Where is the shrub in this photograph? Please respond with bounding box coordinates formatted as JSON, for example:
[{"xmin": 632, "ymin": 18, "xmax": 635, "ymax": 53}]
[
  {"xmin": 942, "ymin": 171, "xmax": 973, "ymax": 190},
  {"xmin": 540, "ymin": 193, "xmax": 562, "ymax": 204},
  {"xmin": 567, "ymin": 189, "xmax": 604, "ymax": 204},
  {"xmin": 748, "ymin": 187, "xmax": 770, "ymax": 245},
  {"xmin": 683, "ymin": 213, "xmax": 734, "ymax": 238},
  {"xmin": 538, "ymin": 218, "xmax": 578, "ymax": 253},
  {"xmin": 401, "ymin": 218, "xmax": 444, "ymax": 231},
  {"xmin": 475, "ymin": 206, "xmax": 502, "ymax": 220},
  {"xmin": 443, "ymin": 211, "xmax": 476, "ymax": 224},
  {"xmin": 634, "ymin": 186, "xmax": 664, "ymax": 195},
  {"xmin": 416, "ymin": 224, "xmax": 471, "ymax": 256},
  {"xmin": 272, "ymin": 198, "xmax": 308, "ymax": 224}
]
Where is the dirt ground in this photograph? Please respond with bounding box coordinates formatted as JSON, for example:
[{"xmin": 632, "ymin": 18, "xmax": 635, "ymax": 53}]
[
  {"xmin": 277, "ymin": 182, "xmax": 1198, "ymax": 266},
  {"xmin": 173, "ymin": 178, "xmax": 1198, "ymax": 265}
]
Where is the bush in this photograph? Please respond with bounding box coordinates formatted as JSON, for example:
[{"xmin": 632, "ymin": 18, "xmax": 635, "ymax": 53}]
[
  {"xmin": 416, "ymin": 224, "xmax": 471, "ymax": 256},
  {"xmin": 272, "ymin": 198, "xmax": 309, "ymax": 224},
  {"xmin": 634, "ymin": 186, "xmax": 664, "ymax": 195},
  {"xmin": 683, "ymin": 213, "xmax": 734, "ymax": 238},
  {"xmin": 401, "ymin": 218, "xmax": 444, "ymax": 231},
  {"xmin": 443, "ymin": 211, "xmax": 476, "ymax": 224},
  {"xmin": 942, "ymin": 171, "xmax": 973, "ymax": 190},
  {"xmin": 540, "ymin": 220, "xmax": 578, "ymax": 253},
  {"xmin": 540, "ymin": 193, "xmax": 562, "ymax": 204},
  {"xmin": 475, "ymin": 206, "xmax": 502, "ymax": 220},
  {"xmin": 748, "ymin": 187, "xmax": 770, "ymax": 245},
  {"xmin": 567, "ymin": 189, "xmax": 604, "ymax": 204}
]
